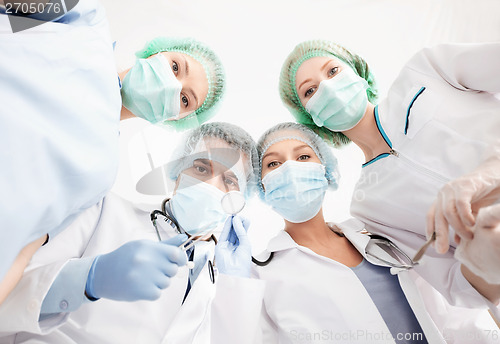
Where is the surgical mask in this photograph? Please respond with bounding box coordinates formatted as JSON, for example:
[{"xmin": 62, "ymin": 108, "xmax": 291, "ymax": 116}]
[
  {"xmin": 170, "ymin": 173, "xmax": 228, "ymax": 236},
  {"xmin": 305, "ymin": 67, "xmax": 368, "ymax": 132},
  {"xmin": 262, "ymin": 161, "xmax": 328, "ymax": 223},
  {"xmin": 121, "ymin": 54, "xmax": 182, "ymax": 124}
]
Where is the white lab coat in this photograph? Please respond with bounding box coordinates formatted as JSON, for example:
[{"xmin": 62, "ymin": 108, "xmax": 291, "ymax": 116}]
[
  {"xmin": 253, "ymin": 219, "xmax": 498, "ymax": 344},
  {"xmin": 0, "ymin": 194, "xmax": 265, "ymax": 344},
  {"xmin": 350, "ymin": 43, "xmax": 500, "ymax": 310},
  {"xmin": 0, "ymin": 0, "xmax": 121, "ymax": 279}
]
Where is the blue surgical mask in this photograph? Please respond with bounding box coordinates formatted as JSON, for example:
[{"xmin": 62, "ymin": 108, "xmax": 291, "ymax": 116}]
[
  {"xmin": 170, "ymin": 173, "xmax": 228, "ymax": 236},
  {"xmin": 121, "ymin": 54, "xmax": 182, "ymax": 124},
  {"xmin": 305, "ymin": 67, "xmax": 368, "ymax": 132},
  {"xmin": 262, "ymin": 161, "xmax": 328, "ymax": 223}
]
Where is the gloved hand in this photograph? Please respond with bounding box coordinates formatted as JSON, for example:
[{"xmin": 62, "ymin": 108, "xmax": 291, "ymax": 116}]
[
  {"xmin": 85, "ymin": 234, "xmax": 188, "ymax": 301},
  {"xmin": 455, "ymin": 204, "xmax": 500, "ymax": 285},
  {"xmin": 426, "ymin": 156, "xmax": 500, "ymax": 254},
  {"xmin": 215, "ymin": 216, "xmax": 252, "ymax": 278}
]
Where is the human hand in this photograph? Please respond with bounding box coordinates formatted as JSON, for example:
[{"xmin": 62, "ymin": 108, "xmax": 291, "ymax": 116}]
[
  {"xmin": 215, "ymin": 216, "xmax": 252, "ymax": 278},
  {"xmin": 454, "ymin": 204, "xmax": 500, "ymax": 285},
  {"xmin": 85, "ymin": 234, "xmax": 188, "ymax": 301},
  {"xmin": 426, "ymin": 158, "xmax": 500, "ymax": 253}
]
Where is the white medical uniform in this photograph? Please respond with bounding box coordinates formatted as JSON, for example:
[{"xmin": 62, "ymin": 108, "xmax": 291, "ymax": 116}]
[
  {"xmin": 253, "ymin": 219, "xmax": 498, "ymax": 344},
  {"xmin": 0, "ymin": 0, "xmax": 121, "ymax": 280},
  {"xmin": 350, "ymin": 43, "xmax": 500, "ymax": 308},
  {"xmin": 0, "ymin": 194, "xmax": 264, "ymax": 344}
]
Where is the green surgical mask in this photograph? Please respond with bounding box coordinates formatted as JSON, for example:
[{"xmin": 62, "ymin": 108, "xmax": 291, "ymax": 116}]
[
  {"xmin": 305, "ymin": 67, "xmax": 368, "ymax": 132},
  {"xmin": 121, "ymin": 54, "xmax": 182, "ymax": 124}
]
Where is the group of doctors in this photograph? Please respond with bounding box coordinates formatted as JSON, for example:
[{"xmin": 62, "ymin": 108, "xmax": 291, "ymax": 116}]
[{"xmin": 1, "ymin": 0, "xmax": 499, "ymax": 343}]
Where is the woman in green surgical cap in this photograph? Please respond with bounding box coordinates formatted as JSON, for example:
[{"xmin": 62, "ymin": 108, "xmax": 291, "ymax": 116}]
[
  {"xmin": 278, "ymin": 40, "xmax": 500, "ymax": 313},
  {"xmin": 119, "ymin": 37, "xmax": 225, "ymax": 131}
]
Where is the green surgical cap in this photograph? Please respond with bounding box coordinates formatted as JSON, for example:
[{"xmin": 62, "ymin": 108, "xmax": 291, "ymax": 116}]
[
  {"xmin": 257, "ymin": 122, "xmax": 339, "ymax": 199},
  {"xmin": 278, "ymin": 40, "xmax": 378, "ymax": 147},
  {"xmin": 136, "ymin": 37, "xmax": 225, "ymax": 131}
]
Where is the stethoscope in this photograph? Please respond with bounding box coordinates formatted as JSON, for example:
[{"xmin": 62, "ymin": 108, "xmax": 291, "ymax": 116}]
[
  {"xmin": 150, "ymin": 198, "xmax": 218, "ymax": 282},
  {"xmin": 250, "ymin": 231, "xmax": 419, "ymax": 269},
  {"xmin": 150, "ymin": 192, "xmax": 248, "ymax": 283}
]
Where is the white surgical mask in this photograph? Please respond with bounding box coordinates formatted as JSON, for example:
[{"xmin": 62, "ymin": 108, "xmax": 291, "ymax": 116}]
[
  {"xmin": 262, "ymin": 161, "xmax": 328, "ymax": 223},
  {"xmin": 305, "ymin": 67, "xmax": 368, "ymax": 132},
  {"xmin": 170, "ymin": 174, "xmax": 228, "ymax": 236}
]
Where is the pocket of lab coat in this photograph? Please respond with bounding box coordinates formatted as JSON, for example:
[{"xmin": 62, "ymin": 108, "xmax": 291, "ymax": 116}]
[{"xmin": 402, "ymin": 86, "xmax": 438, "ymax": 139}]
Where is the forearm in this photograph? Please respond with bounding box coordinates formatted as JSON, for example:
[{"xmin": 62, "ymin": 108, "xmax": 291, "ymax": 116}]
[
  {"xmin": 0, "ymin": 260, "xmax": 67, "ymax": 335},
  {"xmin": 0, "ymin": 234, "xmax": 47, "ymax": 305},
  {"xmin": 461, "ymin": 264, "xmax": 500, "ymax": 305},
  {"xmin": 414, "ymin": 43, "xmax": 500, "ymax": 93},
  {"xmin": 40, "ymin": 257, "xmax": 95, "ymax": 316}
]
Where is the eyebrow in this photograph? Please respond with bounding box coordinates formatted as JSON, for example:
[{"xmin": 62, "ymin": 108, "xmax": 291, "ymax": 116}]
[
  {"xmin": 298, "ymin": 78, "xmax": 312, "ymax": 94},
  {"xmin": 320, "ymin": 60, "xmax": 331, "ymax": 72},
  {"xmin": 294, "ymin": 144, "xmax": 312, "ymax": 152},
  {"xmin": 182, "ymin": 55, "xmax": 189, "ymax": 77},
  {"xmin": 224, "ymin": 170, "xmax": 238, "ymax": 181},
  {"xmin": 187, "ymin": 87, "xmax": 199, "ymax": 108},
  {"xmin": 297, "ymin": 60, "xmax": 333, "ymax": 94},
  {"xmin": 262, "ymin": 151, "xmax": 279, "ymax": 162},
  {"xmin": 262, "ymin": 144, "xmax": 312, "ymax": 161}
]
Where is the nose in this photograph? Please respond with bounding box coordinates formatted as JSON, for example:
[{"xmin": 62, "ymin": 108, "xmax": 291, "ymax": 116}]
[{"xmin": 204, "ymin": 173, "xmax": 229, "ymax": 194}]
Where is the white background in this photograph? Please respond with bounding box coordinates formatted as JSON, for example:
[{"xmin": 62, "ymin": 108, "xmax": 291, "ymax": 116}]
[{"xmin": 103, "ymin": 0, "xmax": 500, "ymax": 253}]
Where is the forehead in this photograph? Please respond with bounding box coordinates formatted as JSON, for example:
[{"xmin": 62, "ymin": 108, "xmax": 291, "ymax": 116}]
[
  {"xmin": 160, "ymin": 51, "xmax": 206, "ymax": 77},
  {"xmin": 188, "ymin": 136, "xmax": 249, "ymax": 171},
  {"xmin": 160, "ymin": 51, "xmax": 209, "ymax": 99},
  {"xmin": 295, "ymin": 56, "xmax": 344, "ymax": 82},
  {"xmin": 263, "ymin": 131, "xmax": 314, "ymax": 156}
]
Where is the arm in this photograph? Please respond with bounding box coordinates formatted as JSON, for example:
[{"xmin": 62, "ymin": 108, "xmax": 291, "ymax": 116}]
[
  {"xmin": 409, "ymin": 245, "xmax": 500, "ymax": 318},
  {"xmin": 0, "ymin": 234, "xmax": 47, "ymax": 305},
  {"xmin": 407, "ymin": 42, "xmax": 500, "ymax": 93},
  {"xmin": 454, "ymin": 204, "xmax": 500, "ymax": 303},
  {"xmin": 0, "ymin": 260, "xmax": 70, "ymax": 335},
  {"xmin": 258, "ymin": 300, "xmax": 280, "ymax": 344},
  {"xmin": 427, "ymin": 147, "xmax": 500, "ymax": 253},
  {"xmin": 211, "ymin": 274, "xmax": 266, "ymax": 344},
  {"xmin": 0, "ymin": 203, "xmax": 103, "ymax": 335}
]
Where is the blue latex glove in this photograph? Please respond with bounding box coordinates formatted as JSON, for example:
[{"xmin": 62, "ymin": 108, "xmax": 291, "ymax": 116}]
[
  {"xmin": 215, "ymin": 216, "xmax": 252, "ymax": 278},
  {"xmin": 85, "ymin": 234, "xmax": 188, "ymax": 301}
]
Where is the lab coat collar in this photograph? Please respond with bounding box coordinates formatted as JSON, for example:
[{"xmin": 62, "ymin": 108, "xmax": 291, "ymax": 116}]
[
  {"xmin": 334, "ymin": 218, "xmax": 371, "ymax": 257},
  {"xmin": 374, "ymin": 105, "xmax": 393, "ymax": 149},
  {"xmin": 265, "ymin": 218, "xmax": 368, "ymax": 254},
  {"xmin": 338, "ymin": 218, "xmax": 415, "ymax": 272},
  {"xmin": 266, "ymin": 230, "xmax": 298, "ymax": 253},
  {"xmin": 134, "ymin": 201, "xmax": 161, "ymax": 213}
]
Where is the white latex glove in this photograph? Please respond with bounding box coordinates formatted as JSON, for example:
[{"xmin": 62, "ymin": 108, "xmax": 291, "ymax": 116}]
[
  {"xmin": 455, "ymin": 204, "xmax": 500, "ymax": 285},
  {"xmin": 427, "ymin": 157, "xmax": 500, "ymax": 253}
]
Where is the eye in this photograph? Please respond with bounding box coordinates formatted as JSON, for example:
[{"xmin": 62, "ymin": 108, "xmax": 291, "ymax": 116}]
[
  {"xmin": 304, "ymin": 87, "xmax": 316, "ymax": 98},
  {"xmin": 224, "ymin": 177, "xmax": 239, "ymax": 190},
  {"xmin": 193, "ymin": 162, "xmax": 209, "ymax": 175},
  {"xmin": 297, "ymin": 154, "xmax": 310, "ymax": 161},
  {"xmin": 195, "ymin": 165, "xmax": 207, "ymax": 174},
  {"xmin": 181, "ymin": 94, "xmax": 189, "ymax": 108},
  {"xmin": 172, "ymin": 61, "xmax": 179, "ymax": 73},
  {"xmin": 328, "ymin": 66, "xmax": 338, "ymax": 77},
  {"xmin": 267, "ymin": 161, "xmax": 280, "ymax": 168}
]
